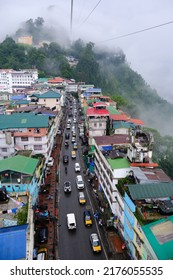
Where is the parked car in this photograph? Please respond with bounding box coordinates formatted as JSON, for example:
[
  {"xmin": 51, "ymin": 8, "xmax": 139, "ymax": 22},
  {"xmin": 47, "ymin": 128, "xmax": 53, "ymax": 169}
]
[
  {"xmin": 75, "ymin": 162, "xmax": 80, "ymax": 172},
  {"xmin": 35, "ymin": 210, "xmax": 50, "ymax": 222},
  {"xmin": 37, "ymin": 227, "xmax": 48, "ymax": 243},
  {"xmin": 63, "ymin": 181, "xmax": 72, "ymax": 193},
  {"xmin": 36, "ymin": 247, "xmax": 48, "ymax": 260},
  {"xmin": 83, "ymin": 210, "xmax": 92, "ymax": 226},
  {"xmin": 90, "ymin": 233, "xmax": 102, "ymax": 253},
  {"xmin": 63, "ymin": 155, "xmax": 69, "ymax": 164},
  {"xmin": 78, "ymin": 192, "xmax": 86, "ymax": 204},
  {"xmin": 71, "ymin": 137, "xmax": 76, "ymax": 143},
  {"xmin": 47, "ymin": 157, "xmax": 54, "ymax": 167}
]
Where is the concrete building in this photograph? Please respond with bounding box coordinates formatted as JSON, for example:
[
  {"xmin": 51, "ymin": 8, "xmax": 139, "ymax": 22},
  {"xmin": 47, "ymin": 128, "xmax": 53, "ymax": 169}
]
[
  {"xmin": 0, "ymin": 113, "xmax": 55, "ymax": 160},
  {"xmin": 86, "ymin": 103, "xmax": 110, "ymax": 145},
  {"xmin": 0, "ymin": 155, "xmax": 40, "ymax": 260},
  {"xmin": 18, "ymin": 36, "xmax": 33, "ymax": 45},
  {"xmin": 0, "ymin": 69, "xmax": 38, "ymax": 93}
]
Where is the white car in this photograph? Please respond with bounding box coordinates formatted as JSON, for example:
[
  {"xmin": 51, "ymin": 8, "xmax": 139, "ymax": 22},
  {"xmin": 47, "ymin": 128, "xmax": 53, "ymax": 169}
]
[
  {"xmin": 76, "ymin": 175, "xmax": 84, "ymax": 190},
  {"xmin": 75, "ymin": 163, "xmax": 80, "ymax": 172},
  {"xmin": 47, "ymin": 157, "xmax": 54, "ymax": 166}
]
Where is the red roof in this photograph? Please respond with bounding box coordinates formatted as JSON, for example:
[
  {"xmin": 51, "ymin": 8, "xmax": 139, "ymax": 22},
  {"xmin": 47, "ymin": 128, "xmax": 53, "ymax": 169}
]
[
  {"xmin": 129, "ymin": 118, "xmax": 144, "ymax": 125},
  {"xmin": 110, "ymin": 114, "xmax": 129, "ymax": 121},
  {"xmin": 48, "ymin": 77, "xmax": 64, "ymax": 83},
  {"xmin": 130, "ymin": 163, "xmax": 158, "ymax": 167},
  {"xmin": 86, "ymin": 107, "xmax": 109, "ymax": 116}
]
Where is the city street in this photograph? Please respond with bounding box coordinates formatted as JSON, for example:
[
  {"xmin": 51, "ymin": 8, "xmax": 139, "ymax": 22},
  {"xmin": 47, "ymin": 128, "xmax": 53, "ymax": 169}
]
[{"xmin": 58, "ymin": 100, "xmax": 106, "ymax": 260}]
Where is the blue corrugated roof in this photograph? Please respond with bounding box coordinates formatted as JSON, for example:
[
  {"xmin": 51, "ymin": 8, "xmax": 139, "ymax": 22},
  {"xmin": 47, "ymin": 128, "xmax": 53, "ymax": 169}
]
[{"xmin": 0, "ymin": 224, "xmax": 28, "ymax": 260}]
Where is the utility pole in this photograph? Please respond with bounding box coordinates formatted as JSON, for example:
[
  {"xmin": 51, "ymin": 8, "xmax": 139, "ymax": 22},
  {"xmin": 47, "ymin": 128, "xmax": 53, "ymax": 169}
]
[{"xmin": 70, "ymin": 0, "xmax": 73, "ymax": 44}]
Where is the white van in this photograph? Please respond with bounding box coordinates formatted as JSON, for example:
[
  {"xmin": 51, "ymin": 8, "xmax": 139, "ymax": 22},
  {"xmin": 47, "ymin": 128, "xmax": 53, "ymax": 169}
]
[{"xmin": 67, "ymin": 213, "xmax": 76, "ymax": 230}]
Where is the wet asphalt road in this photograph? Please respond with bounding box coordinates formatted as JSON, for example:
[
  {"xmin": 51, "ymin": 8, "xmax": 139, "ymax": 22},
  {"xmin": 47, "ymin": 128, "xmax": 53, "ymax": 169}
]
[{"xmin": 58, "ymin": 107, "xmax": 106, "ymax": 260}]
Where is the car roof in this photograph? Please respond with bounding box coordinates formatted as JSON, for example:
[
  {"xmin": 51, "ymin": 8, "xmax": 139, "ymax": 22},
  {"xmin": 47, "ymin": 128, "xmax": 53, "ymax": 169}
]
[
  {"xmin": 79, "ymin": 192, "xmax": 85, "ymax": 196},
  {"xmin": 84, "ymin": 210, "xmax": 91, "ymax": 215},
  {"xmin": 91, "ymin": 233, "xmax": 99, "ymax": 240}
]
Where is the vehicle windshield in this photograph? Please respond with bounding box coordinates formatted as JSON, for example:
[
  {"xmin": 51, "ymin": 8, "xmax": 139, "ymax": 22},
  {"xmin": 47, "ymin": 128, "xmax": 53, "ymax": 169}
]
[
  {"xmin": 86, "ymin": 215, "xmax": 91, "ymax": 220},
  {"xmin": 93, "ymin": 240, "xmax": 99, "ymax": 246}
]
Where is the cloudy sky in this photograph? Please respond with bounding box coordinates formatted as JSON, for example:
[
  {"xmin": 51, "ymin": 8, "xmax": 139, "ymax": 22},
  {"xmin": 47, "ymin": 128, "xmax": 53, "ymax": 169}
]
[{"xmin": 1, "ymin": 0, "xmax": 173, "ymax": 103}]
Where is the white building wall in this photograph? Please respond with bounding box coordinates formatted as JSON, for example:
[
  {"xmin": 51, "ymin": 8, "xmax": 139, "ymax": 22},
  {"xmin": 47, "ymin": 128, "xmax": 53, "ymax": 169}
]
[{"xmin": 0, "ymin": 69, "xmax": 38, "ymax": 93}]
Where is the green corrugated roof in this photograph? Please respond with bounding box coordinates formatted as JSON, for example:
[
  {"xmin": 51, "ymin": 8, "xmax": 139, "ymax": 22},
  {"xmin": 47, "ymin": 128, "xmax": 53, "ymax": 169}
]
[
  {"xmin": 128, "ymin": 183, "xmax": 173, "ymax": 200},
  {"xmin": 113, "ymin": 121, "xmax": 135, "ymax": 129},
  {"xmin": 86, "ymin": 99, "xmax": 102, "ymax": 104},
  {"xmin": 107, "ymin": 158, "xmax": 130, "ymax": 169},
  {"xmin": 0, "ymin": 113, "xmax": 49, "ymax": 129},
  {"xmin": 15, "ymin": 100, "xmax": 29, "ymax": 105},
  {"xmin": 0, "ymin": 155, "xmax": 39, "ymax": 175},
  {"xmin": 142, "ymin": 216, "xmax": 173, "ymax": 260},
  {"xmin": 37, "ymin": 78, "xmax": 48, "ymax": 83},
  {"xmin": 106, "ymin": 106, "xmax": 120, "ymax": 114},
  {"xmin": 38, "ymin": 90, "xmax": 61, "ymax": 99}
]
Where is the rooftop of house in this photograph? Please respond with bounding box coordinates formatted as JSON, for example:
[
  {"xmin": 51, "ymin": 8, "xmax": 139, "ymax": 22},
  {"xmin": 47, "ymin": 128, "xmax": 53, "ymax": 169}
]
[
  {"xmin": 123, "ymin": 181, "xmax": 173, "ymax": 225},
  {"xmin": 93, "ymin": 102, "xmax": 107, "ymax": 107},
  {"xmin": 94, "ymin": 134, "xmax": 130, "ymax": 146},
  {"xmin": 142, "ymin": 215, "xmax": 173, "ymax": 260},
  {"xmin": 0, "ymin": 155, "xmax": 39, "ymax": 175},
  {"xmin": 0, "ymin": 112, "xmax": 49, "ymax": 129},
  {"xmin": 132, "ymin": 167, "xmax": 172, "ymax": 183},
  {"xmin": 106, "ymin": 106, "xmax": 120, "ymax": 115},
  {"xmin": 129, "ymin": 118, "xmax": 144, "ymax": 125},
  {"xmin": 110, "ymin": 113, "xmax": 130, "ymax": 121},
  {"xmin": 113, "ymin": 121, "xmax": 136, "ymax": 130},
  {"xmin": 37, "ymin": 90, "xmax": 61, "ymax": 99},
  {"xmin": 48, "ymin": 77, "xmax": 64, "ymax": 83},
  {"xmin": 107, "ymin": 157, "xmax": 130, "ymax": 169},
  {"xmin": 14, "ymin": 100, "xmax": 29, "ymax": 105},
  {"xmin": 86, "ymin": 107, "xmax": 110, "ymax": 116},
  {"xmin": 84, "ymin": 88, "xmax": 102, "ymax": 93}
]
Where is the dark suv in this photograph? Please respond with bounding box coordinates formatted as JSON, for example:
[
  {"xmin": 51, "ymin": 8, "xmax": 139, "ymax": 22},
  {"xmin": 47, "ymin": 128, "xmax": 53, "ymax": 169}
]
[
  {"xmin": 65, "ymin": 133, "xmax": 70, "ymax": 139},
  {"xmin": 63, "ymin": 155, "xmax": 69, "ymax": 164}
]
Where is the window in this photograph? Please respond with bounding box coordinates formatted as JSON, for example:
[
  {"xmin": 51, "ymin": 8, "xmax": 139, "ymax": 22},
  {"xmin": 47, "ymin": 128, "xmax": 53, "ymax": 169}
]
[
  {"xmin": 34, "ymin": 145, "xmax": 42, "ymax": 151},
  {"xmin": 94, "ymin": 123, "xmax": 97, "ymax": 127},
  {"xmin": 99, "ymin": 123, "xmax": 102, "ymax": 127},
  {"xmin": 34, "ymin": 137, "xmax": 41, "ymax": 141},
  {"xmin": 21, "ymin": 137, "xmax": 28, "ymax": 141},
  {"xmin": 2, "ymin": 148, "xmax": 7, "ymax": 152}
]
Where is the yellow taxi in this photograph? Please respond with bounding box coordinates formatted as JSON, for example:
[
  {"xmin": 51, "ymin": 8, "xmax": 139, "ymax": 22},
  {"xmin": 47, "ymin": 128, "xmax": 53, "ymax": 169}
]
[
  {"xmin": 78, "ymin": 192, "xmax": 86, "ymax": 204},
  {"xmin": 83, "ymin": 210, "xmax": 92, "ymax": 226},
  {"xmin": 73, "ymin": 143, "xmax": 78, "ymax": 150},
  {"xmin": 71, "ymin": 150, "xmax": 76, "ymax": 159},
  {"xmin": 90, "ymin": 233, "xmax": 102, "ymax": 253}
]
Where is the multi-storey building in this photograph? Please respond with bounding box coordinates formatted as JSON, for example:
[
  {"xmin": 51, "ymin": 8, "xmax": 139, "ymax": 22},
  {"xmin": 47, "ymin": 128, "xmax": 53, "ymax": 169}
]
[
  {"xmin": 0, "ymin": 69, "xmax": 38, "ymax": 93},
  {"xmin": 86, "ymin": 103, "xmax": 110, "ymax": 145},
  {"xmin": 0, "ymin": 113, "xmax": 55, "ymax": 160}
]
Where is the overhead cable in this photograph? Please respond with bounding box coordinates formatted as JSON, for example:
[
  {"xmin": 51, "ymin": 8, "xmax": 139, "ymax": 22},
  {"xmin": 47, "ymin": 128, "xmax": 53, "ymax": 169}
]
[
  {"xmin": 80, "ymin": 0, "xmax": 102, "ymax": 25},
  {"xmin": 98, "ymin": 20, "xmax": 173, "ymax": 43}
]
